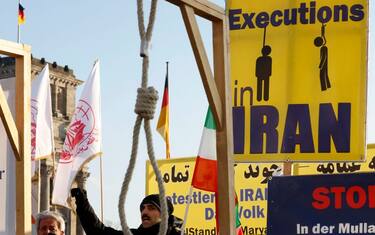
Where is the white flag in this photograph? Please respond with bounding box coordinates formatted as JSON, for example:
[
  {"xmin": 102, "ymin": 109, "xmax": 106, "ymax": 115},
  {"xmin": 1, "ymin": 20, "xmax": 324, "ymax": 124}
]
[
  {"xmin": 31, "ymin": 65, "xmax": 54, "ymax": 161},
  {"xmin": 31, "ymin": 65, "xmax": 54, "ymax": 223},
  {"xmin": 52, "ymin": 60, "xmax": 102, "ymax": 207}
]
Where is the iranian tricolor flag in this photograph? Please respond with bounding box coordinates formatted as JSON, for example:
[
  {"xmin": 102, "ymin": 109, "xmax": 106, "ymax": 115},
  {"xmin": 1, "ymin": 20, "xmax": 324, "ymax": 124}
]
[
  {"xmin": 191, "ymin": 107, "xmax": 243, "ymax": 235},
  {"xmin": 191, "ymin": 107, "xmax": 217, "ymax": 192}
]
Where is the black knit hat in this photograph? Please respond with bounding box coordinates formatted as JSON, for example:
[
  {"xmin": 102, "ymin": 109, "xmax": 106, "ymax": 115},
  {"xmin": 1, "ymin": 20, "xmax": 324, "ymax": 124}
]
[{"xmin": 140, "ymin": 194, "xmax": 174, "ymax": 215}]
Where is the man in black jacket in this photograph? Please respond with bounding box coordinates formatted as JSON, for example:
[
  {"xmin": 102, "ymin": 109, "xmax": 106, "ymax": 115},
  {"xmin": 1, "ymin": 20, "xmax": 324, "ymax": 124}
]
[{"xmin": 71, "ymin": 188, "xmax": 183, "ymax": 235}]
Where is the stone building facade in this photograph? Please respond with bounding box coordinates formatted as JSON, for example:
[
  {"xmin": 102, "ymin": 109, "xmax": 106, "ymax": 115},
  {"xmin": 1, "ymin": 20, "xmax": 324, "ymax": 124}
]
[{"xmin": 0, "ymin": 56, "xmax": 88, "ymax": 235}]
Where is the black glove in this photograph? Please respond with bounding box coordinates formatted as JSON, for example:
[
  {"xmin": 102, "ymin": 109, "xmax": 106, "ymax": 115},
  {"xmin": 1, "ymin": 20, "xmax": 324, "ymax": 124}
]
[
  {"xmin": 71, "ymin": 188, "xmax": 87, "ymax": 202},
  {"xmin": 169, "ymin": 215, "xmax": 183, "ymax": 228}
]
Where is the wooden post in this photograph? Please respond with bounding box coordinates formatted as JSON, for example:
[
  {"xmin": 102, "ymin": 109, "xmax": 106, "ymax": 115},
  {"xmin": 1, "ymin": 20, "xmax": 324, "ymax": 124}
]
[
  {"xmin": 213, "ymin": 15, "xmax": 236, "ymax": 235},
  {"xmin": 283, "ymin": 162, "xmax": 293, "ymax": 176},
  {"xmin": 165, "ymin": 1, "xmax": 235, "ymax": 234},
  {"xmin": 0, "ymin": 39, "xmax": 32, "ymax": 235}
]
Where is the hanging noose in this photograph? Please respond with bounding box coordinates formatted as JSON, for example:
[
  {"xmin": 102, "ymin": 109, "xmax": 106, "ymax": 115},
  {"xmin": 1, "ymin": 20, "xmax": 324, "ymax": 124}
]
[{"xmin": 118, "ymin": 0, "xmax": 169, "ymax": 235}]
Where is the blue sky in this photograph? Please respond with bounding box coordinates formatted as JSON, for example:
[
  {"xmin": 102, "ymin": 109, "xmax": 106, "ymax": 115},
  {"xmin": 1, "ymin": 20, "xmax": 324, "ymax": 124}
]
[{"xmin": 1, "ymin": 0, "xmax": 374, "ymax": 229}]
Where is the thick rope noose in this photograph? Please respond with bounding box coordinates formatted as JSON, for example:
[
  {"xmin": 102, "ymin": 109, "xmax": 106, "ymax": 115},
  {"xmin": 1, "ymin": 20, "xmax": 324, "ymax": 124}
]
[{"xmin": 118, "ymin": 0, "xmax": 169, "ymax": 235}]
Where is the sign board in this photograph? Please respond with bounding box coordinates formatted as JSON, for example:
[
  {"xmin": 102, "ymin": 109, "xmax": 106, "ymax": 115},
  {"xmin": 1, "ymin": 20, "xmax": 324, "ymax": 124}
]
[
  {"xmin": 146, "ymin": 157, "xmax": 283, "ymax": 235},
  {"xmin": 294, "ymin": 144, "xmax": 375, "ymax": 175},
  {"xmin": 228, "ymin": 0, "xmax": 368, "ymax": 162},
  {"xmin": 267, "ymin": 173, "xmax": 375, "ymax": 235},
  {"xmin": 0, "ymin": 76, "xmax": 16, "ymax": 234}
]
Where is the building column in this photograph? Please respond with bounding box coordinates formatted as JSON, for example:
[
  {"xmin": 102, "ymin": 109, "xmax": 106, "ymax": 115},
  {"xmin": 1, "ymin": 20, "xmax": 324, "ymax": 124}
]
[
  {"xmin": 75, "ymin": 169, "xmax": 90, "ymax": 235},
  {"xmin": 51, "ymin": 83, "xmax": 58, "ymax": 116},
  {"xmin": 65, "ymin": 84, "xmax": 75, "ymax": 118},
  {"xmin": 40, "ymin": 160, "xmax": 53, "ymax": 211}
]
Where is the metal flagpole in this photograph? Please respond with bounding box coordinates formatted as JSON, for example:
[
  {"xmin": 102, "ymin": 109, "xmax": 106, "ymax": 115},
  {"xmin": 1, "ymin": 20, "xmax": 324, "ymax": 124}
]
[
  {"xmin": 95, "ymin": 58, "xmax": 104, "ymax": 221},
  {"xmin": 17, "ymin": 25, "xmax": 20, "ymax": 43},
  {"xmin": 37, "ymin": 160, "xmax": 41, "ymax": 213},
  {"xmin": 52, "ymin": 151, "xmax": 57, "ymax": 211},
  {"xmin": 180, "ymin": 186, "xmax": 193, "ymax": 235},
  {"xmin": 99, "ymin": 153, "xmax": 104, "ymax": 221}
]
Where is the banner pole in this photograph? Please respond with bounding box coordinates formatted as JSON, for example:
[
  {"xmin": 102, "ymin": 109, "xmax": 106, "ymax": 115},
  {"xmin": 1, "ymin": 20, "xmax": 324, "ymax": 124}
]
[
  {"xmin": 52, "ymin": 151, "xmax": 57, "ymax": 211},
  {"xmin": 37, "ymin": 160, "xmax": 41, "ymax": 213},
  {"xmin": 100, "ymin": 154, "xmax": 104, "ymax": 221},
  {"xmin": 180, "ymin": 186, "xmax": 193, "ymax": 235}
]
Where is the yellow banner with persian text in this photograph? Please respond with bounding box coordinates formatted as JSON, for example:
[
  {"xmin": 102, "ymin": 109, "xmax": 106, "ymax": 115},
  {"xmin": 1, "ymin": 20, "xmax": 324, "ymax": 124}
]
[
  {"xmin": 228, "ymin": 0, "xmax": 368, "ymax": 162},
  {"xmin": 146, "ymin": 157, "xmax": 283, "ymax": 235},
  {"xmin": 293, "ymin": 144, "xmax": 375, "ymax": 175}
]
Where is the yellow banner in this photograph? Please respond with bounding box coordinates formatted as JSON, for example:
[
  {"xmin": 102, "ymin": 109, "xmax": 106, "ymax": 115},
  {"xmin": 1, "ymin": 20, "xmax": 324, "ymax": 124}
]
[
  {"xmin": 228, "ymin": 0, "xmax": 368, "ymax": 162},
  {"xmin": 294, "ymin": 143, "xmax": 375, "ymax": 175},
  {"xmin": 146, "ymin": 158, "xmax": 283, "ymax": 235}
]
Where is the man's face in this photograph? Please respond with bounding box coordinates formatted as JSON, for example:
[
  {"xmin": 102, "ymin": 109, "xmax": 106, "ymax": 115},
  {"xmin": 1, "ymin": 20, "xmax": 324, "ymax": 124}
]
[
  {"xmin": 38, "ymin": 218, "xmax": 64, "ymax": 235},
  {"xmin": 140, "ymin": 203, "xmax": 161, "ymax": 228}
]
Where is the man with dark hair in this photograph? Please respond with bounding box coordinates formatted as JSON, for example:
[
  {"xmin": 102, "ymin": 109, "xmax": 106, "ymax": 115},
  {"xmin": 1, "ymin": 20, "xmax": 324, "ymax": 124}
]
[{"xmin": 71, "ymin": 188, "xmax": 183, "ymax": 235}]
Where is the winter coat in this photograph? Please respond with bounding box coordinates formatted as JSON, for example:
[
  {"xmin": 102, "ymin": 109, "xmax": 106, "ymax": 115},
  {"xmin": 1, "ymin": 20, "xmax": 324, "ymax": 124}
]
[{"xmin": 72, "ymin": 189, "xmax": 183, "ymax": 235}]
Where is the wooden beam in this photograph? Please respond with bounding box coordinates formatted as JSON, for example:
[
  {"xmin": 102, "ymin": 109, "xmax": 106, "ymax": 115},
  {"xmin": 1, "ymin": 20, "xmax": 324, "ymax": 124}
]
[
  {"xmin": 166, "ymin": 0, "xmax": 224, "ymax": 21},
  {"xmin": 0, "ymin": 41, "xmax": 31, "ymax": 167},
  {"xmin": 15, "ymin": 50, "xmax": 32, "ymax": 235},
  {"xmin": 283, "ymin": 162, "xmax": 293, "ymax": 176},
  {"xmin": 0, "ymin": 39, "xmax": 28, "ymax": 57},
  {"xmin": 167, "ymin": 0, "xmax": 234, "ymax": 233},
  {"xmin": 0, "ymin": 86, "xmax": 20, "ymax": 160},
  {"xmin": 213, "ymin": 17, "xmax": 236, "ymax": 235},
  {"xmin": 0, "ymin": 39, "xmax": 32, "ymax": 235},
  {"xmin": 180, "ymin": 4, "xmax": 223, "ymax": 128}
]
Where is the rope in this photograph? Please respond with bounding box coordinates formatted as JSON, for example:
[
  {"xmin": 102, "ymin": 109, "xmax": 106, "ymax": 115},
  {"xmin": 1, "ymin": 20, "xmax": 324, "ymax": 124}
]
[
  {"xmin": 118, "ymin": 0, "xmax": 169, "ymax": 235},
  {"xmin": 321, "ymin": 24, "xmax": 327, "ymax": 45}
]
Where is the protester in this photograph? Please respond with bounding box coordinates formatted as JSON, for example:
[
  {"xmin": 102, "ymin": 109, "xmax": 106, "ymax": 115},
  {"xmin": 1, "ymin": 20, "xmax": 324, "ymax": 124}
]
[
  {"xmin": 36, "ymin": 210, "xmax": 65, "ymax": 235},
  {"xmin": 71, "ymin": 188, "xmax": 183, "ymax": 235}
]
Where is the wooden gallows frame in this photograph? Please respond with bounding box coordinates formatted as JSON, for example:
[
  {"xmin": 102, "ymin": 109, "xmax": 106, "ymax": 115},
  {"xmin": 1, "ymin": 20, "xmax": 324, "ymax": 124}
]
[
  {"xmin": 0, "ymin": 39, "xmax": 32, "ymax": 235},
  {"xmin": 166, "ymin": 0, "xmax": 236, "ymax": 234}
]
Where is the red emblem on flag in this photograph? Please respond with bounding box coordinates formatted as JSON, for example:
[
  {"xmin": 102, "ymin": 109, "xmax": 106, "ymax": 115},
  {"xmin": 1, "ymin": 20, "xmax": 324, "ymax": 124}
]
[
  {"xmin": 60, "ymin": 100, "xmax": 97, "ymax": 163},
  {"xmin": 31, "ymin": 99, "xmax": 38, "ymax": 160}
]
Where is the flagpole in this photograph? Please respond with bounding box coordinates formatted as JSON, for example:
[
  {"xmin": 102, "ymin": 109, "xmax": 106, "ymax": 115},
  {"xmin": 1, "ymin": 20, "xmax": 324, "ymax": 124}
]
[
  {"xmin": 99, "ymin": 153, "xmax": 104, "ymax": 221},
  {"xmin": 17, "ymin": 25, "xmax": 20, "ymax": 43},
  {"xmin": 180, "ymin": 186, "xmax": 193, "ymax": 235},
  {"xmin": 37, "ymin": 160, "xmax": 41, "ymax": 213},
  {"xmin": 52, "ymin": 151, "xmax": 57, "ymax": 211},
  {"xmin": 95, "ymin": 58, "xmax": 104, "ymax": 221}
]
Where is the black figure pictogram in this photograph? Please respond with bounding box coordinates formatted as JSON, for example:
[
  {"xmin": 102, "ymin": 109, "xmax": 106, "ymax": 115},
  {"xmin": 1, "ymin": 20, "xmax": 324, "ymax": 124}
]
[
  {"xmin": 255, "ymin": 26, "xmax": 272, "ymax": 102},
  {"xmin": 314, "ymin": 24, "xmax": 331, "ymax": 91}
]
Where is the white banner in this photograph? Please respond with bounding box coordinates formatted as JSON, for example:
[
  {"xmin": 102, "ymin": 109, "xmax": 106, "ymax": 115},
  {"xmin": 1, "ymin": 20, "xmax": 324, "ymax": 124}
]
[
  {"xmin": 31, "ymin": 65, "xmax": 54, "ymax": 160},
  {"xmin": 52, "ymin": 60, "xmax": 102, "ymax": 207},
  {"xmin": 0, "ymin": 77, "xmax": 16, "ymax": 234}
]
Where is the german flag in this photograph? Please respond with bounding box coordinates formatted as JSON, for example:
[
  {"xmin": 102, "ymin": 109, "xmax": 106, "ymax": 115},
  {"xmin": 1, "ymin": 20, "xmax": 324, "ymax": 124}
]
[
  {"xmin": 18, "ymin": 4, "xmax": 25, "ymax": 25},
  {"xmin": 156, "ymin": 63, "xmax": 170, "ymax": 159}
]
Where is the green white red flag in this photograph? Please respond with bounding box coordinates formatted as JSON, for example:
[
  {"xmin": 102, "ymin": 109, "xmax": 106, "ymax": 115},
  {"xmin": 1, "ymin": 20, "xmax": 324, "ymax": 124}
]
[
  {"xmin": 191, "ymin": 107, "xmax": 217, "ymax": 191},
  {"xmin": 191, "ymin": 107, "xmax": 243, "ymax": 235}
]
